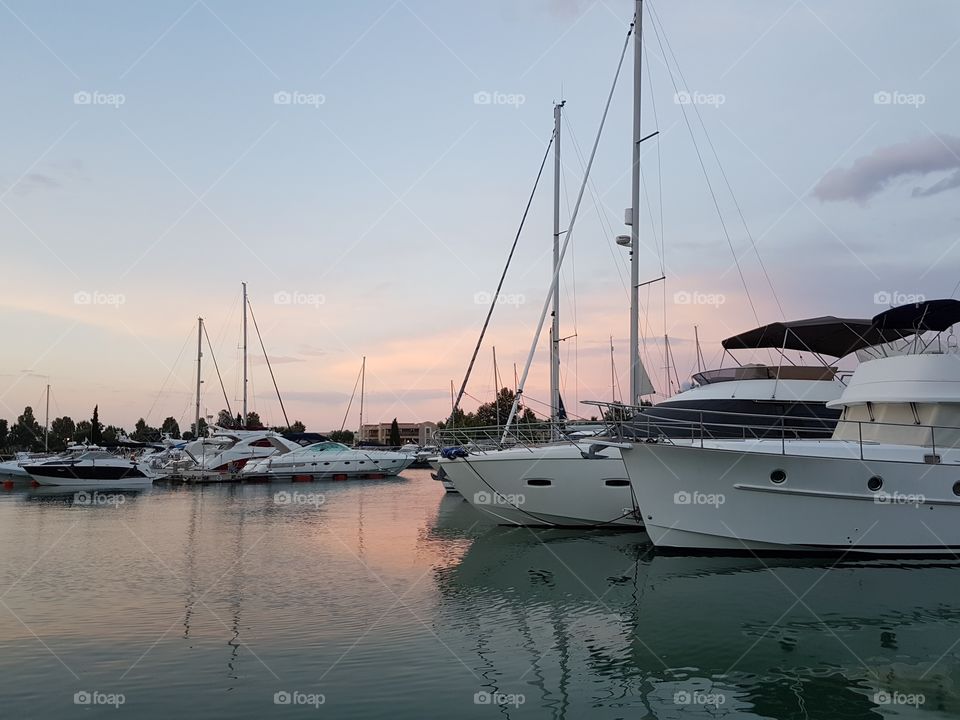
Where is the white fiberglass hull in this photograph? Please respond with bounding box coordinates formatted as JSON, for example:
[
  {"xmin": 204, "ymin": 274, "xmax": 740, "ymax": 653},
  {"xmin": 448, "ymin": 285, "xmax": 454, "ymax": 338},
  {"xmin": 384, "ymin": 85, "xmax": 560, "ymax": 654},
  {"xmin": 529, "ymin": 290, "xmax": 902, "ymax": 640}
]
[
  {"xmin": 439, "ymin": 443, "xmax": 642, "ymax": 528},
  {"xmin": 622, "ymin": 439, "xmax": 960, "ymax": 554},
  {"xmin": 241, "ymin": 453, "xmax": 414, "ymax": 481}
]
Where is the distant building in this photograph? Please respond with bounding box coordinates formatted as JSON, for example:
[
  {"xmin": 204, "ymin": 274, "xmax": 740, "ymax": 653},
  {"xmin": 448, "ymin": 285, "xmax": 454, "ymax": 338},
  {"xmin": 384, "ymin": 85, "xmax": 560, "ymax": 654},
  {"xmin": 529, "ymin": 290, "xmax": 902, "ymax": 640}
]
[{"xmin": 358, "ymin": 421, "xmax": 437, "ymax": 446}]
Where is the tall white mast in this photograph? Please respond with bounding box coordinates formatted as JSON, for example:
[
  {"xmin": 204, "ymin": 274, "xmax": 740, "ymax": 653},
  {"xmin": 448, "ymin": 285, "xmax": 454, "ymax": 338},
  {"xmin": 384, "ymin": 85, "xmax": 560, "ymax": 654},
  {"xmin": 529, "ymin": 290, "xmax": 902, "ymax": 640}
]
[
  {"xmin": 629, "ymin": 0, "xmax": 644, "ymax": 406},
  {"xmin": 44, "ymin": 383, "xmax": 49, "ymax": 452},
  {"xmin": 242, "ymin": 282, "xmax": 248, "ymax": 427},
  {"xmin": 550, "ymin": 101, "xmax": 564, "ymax": 429},
  {"xmin": 358, "ymin": 356, "xmax": 365, "ymax": 443},
  {"xmin": 195, "ymin": 317, "xmax": 203, "ymax": 436}
]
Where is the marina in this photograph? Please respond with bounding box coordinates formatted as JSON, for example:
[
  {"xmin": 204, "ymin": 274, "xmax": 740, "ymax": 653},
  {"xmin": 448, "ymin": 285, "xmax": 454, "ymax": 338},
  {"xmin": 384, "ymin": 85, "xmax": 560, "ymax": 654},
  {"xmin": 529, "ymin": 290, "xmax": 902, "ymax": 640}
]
[{"xmin": 2, "ymin": 0, "xmax": 959, "ymax": 717}]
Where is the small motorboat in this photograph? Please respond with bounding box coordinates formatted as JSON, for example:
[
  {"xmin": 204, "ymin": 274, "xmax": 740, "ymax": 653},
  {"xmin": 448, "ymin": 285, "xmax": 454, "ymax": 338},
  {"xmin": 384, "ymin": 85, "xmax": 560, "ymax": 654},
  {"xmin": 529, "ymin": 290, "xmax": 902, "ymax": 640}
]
[{"xmin": 240, "ymin": 441, "xmax": 415, "ymax": 481}]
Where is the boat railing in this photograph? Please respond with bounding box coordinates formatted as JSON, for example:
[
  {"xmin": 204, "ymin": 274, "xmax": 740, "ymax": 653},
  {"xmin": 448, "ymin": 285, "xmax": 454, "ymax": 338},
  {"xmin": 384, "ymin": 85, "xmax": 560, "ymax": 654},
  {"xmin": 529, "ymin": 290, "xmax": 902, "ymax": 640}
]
[
  {"xmin": 584, "ymin": 401, "xmax": 960, "ymax": 464},
  {"xmin": 434, "ymin": 421, "xmax": 599, "ymax": 452}
]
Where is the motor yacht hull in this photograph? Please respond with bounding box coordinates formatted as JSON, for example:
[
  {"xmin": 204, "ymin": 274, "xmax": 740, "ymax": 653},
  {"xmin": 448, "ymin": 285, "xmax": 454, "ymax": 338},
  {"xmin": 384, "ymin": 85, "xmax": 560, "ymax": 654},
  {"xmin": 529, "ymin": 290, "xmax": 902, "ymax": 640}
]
[
  {"xmin": 26, "ymin": 462, "xmax": 154, "ymax": 488},
  {"xmin": 439, "ymin": 444, "xmax": 642, "ymax": 528},
  {"xmin": 241, "ymin": 452, "xmax": 415, "ymax": 481},
  {"xmin": 622, "ymin": 440, "xmax": 960, "ymax": 554}
]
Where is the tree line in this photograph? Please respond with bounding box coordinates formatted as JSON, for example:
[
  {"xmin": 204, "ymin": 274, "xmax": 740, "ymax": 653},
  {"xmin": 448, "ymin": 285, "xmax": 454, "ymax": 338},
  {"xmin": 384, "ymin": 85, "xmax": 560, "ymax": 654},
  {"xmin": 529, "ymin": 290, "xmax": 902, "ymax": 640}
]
[{"xmin": 0, "ymin": 404, "xmax": 307, "ymax": 454}]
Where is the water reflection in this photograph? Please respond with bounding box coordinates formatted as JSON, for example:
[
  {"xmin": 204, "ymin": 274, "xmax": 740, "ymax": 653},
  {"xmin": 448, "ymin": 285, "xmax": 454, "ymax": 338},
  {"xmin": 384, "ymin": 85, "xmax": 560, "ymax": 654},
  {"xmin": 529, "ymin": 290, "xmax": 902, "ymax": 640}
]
[{"xmin": 438, "ymin": 524, "xmax": 960, "ymax": 718}]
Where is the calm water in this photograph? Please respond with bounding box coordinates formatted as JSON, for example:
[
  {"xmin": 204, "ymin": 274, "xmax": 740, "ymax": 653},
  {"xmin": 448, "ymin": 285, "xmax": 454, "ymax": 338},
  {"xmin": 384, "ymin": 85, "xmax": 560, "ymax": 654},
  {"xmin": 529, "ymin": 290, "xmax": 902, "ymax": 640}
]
[{"xmin": 1, "ymin": 470, "xmax": 958, "ymax": 719}]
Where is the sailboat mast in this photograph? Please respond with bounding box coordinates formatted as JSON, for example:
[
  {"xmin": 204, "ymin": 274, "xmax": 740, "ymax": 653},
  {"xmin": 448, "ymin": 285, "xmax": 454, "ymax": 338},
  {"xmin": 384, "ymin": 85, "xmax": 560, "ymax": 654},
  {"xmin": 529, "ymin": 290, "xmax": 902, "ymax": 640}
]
[
  {"xmin": 195, "ymin": 317, "xmax": 203, "ymax": 436},
  {"xmin": 628, "ymin": 0, "xmax": 644, "ymax": 407},
  {"xmin": 550, "ymin": 101, "xmax": 564, "ymax": 428},
  {"xmin": 358, "ymin": 356, "xmax": 365, "ymax": 443},
  {"xmin": 44, "ymin": 383, "xmax": 49, "ymax": 452},
  {"xmin": 242, "ymin": 282, "xmax": 248, "ymax": 427},
  {"xmin": 610, "ymin": 336, "xmax": 616, "ymax": 403}
]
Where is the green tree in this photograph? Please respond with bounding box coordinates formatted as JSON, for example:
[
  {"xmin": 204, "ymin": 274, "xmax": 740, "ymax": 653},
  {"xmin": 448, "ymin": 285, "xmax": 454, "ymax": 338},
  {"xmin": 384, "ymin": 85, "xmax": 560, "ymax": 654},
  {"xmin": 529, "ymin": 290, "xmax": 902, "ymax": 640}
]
[
  {"xmin": 0, "ymin": 419, "xmax": 8, "ymax": 451},
  {"xmin": 90, "ymin": 405, "xmax": 103, "ymax": 445},
  {"xmin": 10, "ymin": 406, "xmax": 43, "ymax": 451},
  {"xmin": 388, "ymin": 418, "xmax": 401, "ymax": 446},
  {"xmin": 187, "ymin": 417, "xmax": 208, "ymax": 440},
  {"xmin": 603, "ymin": 403, "xmax": 631, "ymax": 422},
  {"xmin": 74, "ymin": 420, "xmax": 92, "ymax": 444},
  {"xmin": 131, "ymin": 418, "xmax": 158, "ymax": 442},
  {"xmin": 217, "ymin": 409, "xmax": 235, "ymax": 428},
  {"xmin": 160, "ymin": 417, "xmax": 181, "ymax": 439},
  {"xmin": 102, "ymin": 425, "xmax": 124, "ymax": 443},
  {"xmin": 49, "ymin": 416, "xmax": 76, "ymax": 451},
  {"xmin": 289, "ymin": 420, "xmax": 305, "ymax": 433},
  {"xmin": 246, "ymin": 411, "xmax": 262, "ymax": 429},
  {"xmin": 329, "ymin": 429, "xmax": 354, "ymax": 444}
]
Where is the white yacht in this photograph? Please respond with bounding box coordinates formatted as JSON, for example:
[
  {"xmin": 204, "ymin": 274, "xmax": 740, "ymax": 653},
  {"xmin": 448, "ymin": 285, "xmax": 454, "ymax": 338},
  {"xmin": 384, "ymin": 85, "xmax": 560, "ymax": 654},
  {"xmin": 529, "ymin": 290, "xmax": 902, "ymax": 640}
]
[
  {"xmin": 616, "ymin": 300, "xmax": 960, "ymax": 554},
  {"xmin": 436, "ymin": 315, "xmax": 896, "ymax": 528},
  {"xmin": 240, "ymin": 441, "xmax": 415, "ymax": 481},
  {"xmin": 25, "ymin": 449, "xmax": 157, "ymax": 488},
  {"xmin": 178, "ymin": 429, "xmax": 301, "ymax": 474}
]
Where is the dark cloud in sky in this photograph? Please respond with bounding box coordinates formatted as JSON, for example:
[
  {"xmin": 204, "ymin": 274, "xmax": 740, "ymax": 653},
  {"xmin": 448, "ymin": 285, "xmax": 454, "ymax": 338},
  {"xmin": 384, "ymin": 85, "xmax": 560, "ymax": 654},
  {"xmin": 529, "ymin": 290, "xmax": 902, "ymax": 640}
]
[{"xmin": 812, "ymin": 134, "xmax": 960, "ymax": 204}]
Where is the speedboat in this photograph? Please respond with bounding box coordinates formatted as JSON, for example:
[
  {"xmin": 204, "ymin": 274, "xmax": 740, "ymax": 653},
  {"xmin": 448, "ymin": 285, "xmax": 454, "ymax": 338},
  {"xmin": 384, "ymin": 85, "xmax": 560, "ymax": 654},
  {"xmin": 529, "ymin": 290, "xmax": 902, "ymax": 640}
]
[
  {"xmin": 25, "ymin": 449, "xmax": 156, "ymax": 488},
  {"xmin": 437, "ymin": 314, "xmax": 897, "ymax": 528},
  {"xmin": 179, "ymin": 429, "xmax": 302, "ymax": 474},
  {"xmin": 239, "ymin": 440, "xmax": 415, "ymax": 481},
  {"xmin": 616, "ymin": 299, "xmax": 960, "ymax": 555}
]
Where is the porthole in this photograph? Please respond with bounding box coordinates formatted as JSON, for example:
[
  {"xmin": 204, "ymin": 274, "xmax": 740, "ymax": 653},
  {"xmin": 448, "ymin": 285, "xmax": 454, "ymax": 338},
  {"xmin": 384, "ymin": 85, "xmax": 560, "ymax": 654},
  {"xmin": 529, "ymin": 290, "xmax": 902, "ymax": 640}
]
[
  {"xmin": 953, "ymin": 481, "xmax": 960, "ymax": 497},
  {"xmin": 867, "ymin": 475, "xmax": 883, "ymax": 492},
  {"xmin": 770, "ymin": 469, "xmax": 787, "ymax": 484},
  {"xmin": 604, "ymin": 479, "xmax": 630, "ymax": 487},
  {"xmin": 359, "ymin": 461, "xmax": 365, "ymax": 464},
  {"xmin": 526, "ymin": 478, "xmax": 552, "ymax": 487}
]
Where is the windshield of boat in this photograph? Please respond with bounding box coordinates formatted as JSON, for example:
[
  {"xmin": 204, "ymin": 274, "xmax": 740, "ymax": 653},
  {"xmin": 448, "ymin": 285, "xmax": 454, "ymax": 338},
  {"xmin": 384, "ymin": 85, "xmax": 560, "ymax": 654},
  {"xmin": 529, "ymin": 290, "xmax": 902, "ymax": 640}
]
[{"xmin": 302, "ymin": 441, "xmax": 351, "ymax": 453}]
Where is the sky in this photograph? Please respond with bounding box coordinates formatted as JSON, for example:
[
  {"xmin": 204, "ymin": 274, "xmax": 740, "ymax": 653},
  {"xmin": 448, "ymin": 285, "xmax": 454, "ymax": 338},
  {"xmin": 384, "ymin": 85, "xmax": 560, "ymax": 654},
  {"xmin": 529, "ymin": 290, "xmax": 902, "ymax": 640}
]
[{"xmin": 1, "ymin": 0, "xmax": 959, "ymax": 433}]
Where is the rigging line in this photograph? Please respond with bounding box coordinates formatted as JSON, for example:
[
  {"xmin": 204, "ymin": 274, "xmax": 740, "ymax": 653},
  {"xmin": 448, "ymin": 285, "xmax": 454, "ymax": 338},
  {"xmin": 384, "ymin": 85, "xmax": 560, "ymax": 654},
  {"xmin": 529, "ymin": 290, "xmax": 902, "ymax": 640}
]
[
  {"xmin": 645, "ymin": 4, "xmax": 761, "ymax": 328},
  {"xmin": 648, "ymin": 1, "xmax": 783, "ymax": 320},
  {"xmin": 202, "ymin": 322, "xmax": 233, "ymax": 418},
  {"xmin": 144, "ymin": 323, "xmax": 194, "ymax": 425},
  {"xmin": 448, "ymin": 127, "xmax": 556, "ymax": 423},
  {"xmin": 503, "ymin": 16, "xmax": 635, "ymax": 440},
  {"xmin": 565, "ymin": 117, "xmax": 630, "ymax": 298},
  {"xmin": 339, "ymin": 361, "xmax": 363, "ymax": 433},
  {"xmin": 246, "ymin": 298, "xmax": 289, "ymax": 428}
]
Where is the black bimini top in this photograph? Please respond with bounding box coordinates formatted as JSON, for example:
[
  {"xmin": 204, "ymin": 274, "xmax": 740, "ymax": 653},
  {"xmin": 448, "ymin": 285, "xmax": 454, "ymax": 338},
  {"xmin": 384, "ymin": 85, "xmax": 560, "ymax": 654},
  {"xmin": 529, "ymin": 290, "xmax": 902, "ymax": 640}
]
[
  {"xmin": 721, "ymin": 316, "xmax": 910, "ymax": 359},
  {"xmin": 871, "ymin": 299, "xmax": 960, "ymax": 333}
]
